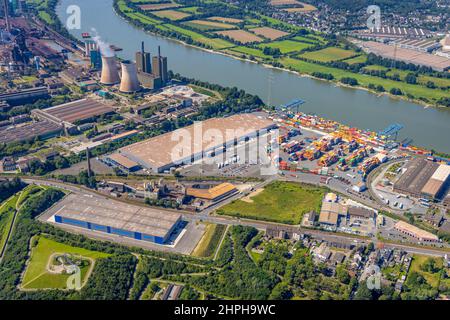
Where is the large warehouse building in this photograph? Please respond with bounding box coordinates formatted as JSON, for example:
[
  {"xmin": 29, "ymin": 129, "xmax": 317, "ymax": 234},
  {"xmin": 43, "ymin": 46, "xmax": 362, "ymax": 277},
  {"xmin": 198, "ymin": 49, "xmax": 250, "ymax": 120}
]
[
  {"xmin": 53, "ymin": 194, "xmax": 181, "ymax": 244},
  {"xmin": 358, "ymin": 41, "xmax": 450, "ymax": 71},
  {"xmin": 393, "ymin": 158, "xmax": 449, "ymax": 200},
  {"xmin": 115, "ymin": 114, "xmax": 276, "ymax": 173},
  {"xmin": 31, "ymin": 98, "xmax": 115, "ymax": 133}
]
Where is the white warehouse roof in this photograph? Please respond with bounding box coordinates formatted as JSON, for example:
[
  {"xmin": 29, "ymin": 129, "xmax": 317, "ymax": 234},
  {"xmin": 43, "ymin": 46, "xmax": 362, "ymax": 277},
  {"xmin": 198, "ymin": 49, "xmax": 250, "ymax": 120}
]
[{"xmin": 431, "ymin": 164, "xmax": 450, "ymax": 182}]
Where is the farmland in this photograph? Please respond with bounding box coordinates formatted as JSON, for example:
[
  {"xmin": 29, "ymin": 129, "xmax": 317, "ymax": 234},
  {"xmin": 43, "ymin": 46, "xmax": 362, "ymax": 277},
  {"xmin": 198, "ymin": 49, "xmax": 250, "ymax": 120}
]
[
  {"xmin": 228, "ymin": 46, "xmax": 272, "ymax": 59},
  {"xmin": 280, "ymin": 57, "xmax": 450, "ymax": 101},
  {"xmin": 270, "ymin": 0, "xmax": 317, "ymax": 12},
  {"xmin": 151, "ymin": 10, "xmax": 191, "ymax": 21},
  {"xmin": 250, "ymin": 27, "xmax": 290, "ymax": 40},
  {"xmin": 139, "ymin": 3, "xmax": 180, "ymax": 11},
  {"xmin": 114, "ymin": 0, "xmax": 450, "ymax": 107},
  {"xmin": 215, "ymin": 29, "xmax": 264, "ymax": 44},
  {"xmin": 260, "ymin": 39, "xmax": 314, "ymax": 53},
  {"xmin": 299, "ymin": 47, "xmax": 358, "ymax": 62},
  {"xmin": 21, "ymin": 236, "xmax": 110, "ymax": 290},
  {"xmin": 182, "ymin": 19, "xmax": 235, "ymax": 31},
  {"xmin": 216, "ymin": 181, "xmax": 325, "ymax": 224},
  {"xmin": 208, "ymin": 16, "xmax": 243, "ymax": 24}
]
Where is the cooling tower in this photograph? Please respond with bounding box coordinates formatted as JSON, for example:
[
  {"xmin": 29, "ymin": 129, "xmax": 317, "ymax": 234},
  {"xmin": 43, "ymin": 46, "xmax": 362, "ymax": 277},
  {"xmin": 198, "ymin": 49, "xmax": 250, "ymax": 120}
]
[
  {"xmin": 119, "ymin": 60, "xmax": 141, "ymax": 93},
  {"xmin": 100, "ymin": 55, "xmax": 120, "ymax": 85}
]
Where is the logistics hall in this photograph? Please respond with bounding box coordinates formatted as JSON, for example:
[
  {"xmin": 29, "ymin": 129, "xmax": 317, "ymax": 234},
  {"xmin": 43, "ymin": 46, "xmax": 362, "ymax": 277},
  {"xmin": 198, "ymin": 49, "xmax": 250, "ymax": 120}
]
[
  {"xmin": 53, "ymin": 194, "xmax": 181, "ymax": 244},
  {"xmin": 114, "ymin": 113, "xmax": 276, "ymax": 173}
]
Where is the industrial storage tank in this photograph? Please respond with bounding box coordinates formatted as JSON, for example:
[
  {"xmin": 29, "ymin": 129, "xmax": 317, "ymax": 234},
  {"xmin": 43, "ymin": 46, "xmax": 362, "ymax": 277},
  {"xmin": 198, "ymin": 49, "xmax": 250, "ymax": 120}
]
[
  {"xmin": 119, "ymin": 60, "xmax": 141, "ymax": 93},
  {"xmin": 100, "ymin": 55, "xmax": 120, "ymax": 85}
]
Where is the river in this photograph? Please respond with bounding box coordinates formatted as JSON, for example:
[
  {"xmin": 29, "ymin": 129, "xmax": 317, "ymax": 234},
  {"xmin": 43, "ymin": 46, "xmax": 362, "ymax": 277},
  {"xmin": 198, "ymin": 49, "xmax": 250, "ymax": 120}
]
[{"xmin": 56, "ymin": 0, "xmax": 450, "ymax": 153}]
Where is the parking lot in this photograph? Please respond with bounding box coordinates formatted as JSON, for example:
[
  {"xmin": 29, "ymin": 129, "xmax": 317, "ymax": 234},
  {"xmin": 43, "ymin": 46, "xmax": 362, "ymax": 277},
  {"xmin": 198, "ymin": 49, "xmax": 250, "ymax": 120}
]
[
  {"xmin": 370, "ymin": 160, "xmax": 428, "ymax": 215},
  {"xmin": 180, "ymin": 131, "xmax": 277, "ymax": 178}
]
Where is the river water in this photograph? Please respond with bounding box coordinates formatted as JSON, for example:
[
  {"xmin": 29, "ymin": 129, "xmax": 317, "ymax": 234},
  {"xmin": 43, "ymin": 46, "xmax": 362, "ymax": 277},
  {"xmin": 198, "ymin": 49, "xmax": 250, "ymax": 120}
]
[{"xmin": 57, "ymin": 0, "xmax": 450, "ymax": 153}]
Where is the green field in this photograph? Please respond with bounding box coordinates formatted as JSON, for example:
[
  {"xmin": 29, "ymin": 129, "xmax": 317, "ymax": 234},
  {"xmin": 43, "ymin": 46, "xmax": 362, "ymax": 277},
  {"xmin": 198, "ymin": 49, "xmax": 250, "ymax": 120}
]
[
  {"xmin": 300, "ymin": 46, "xmax": 357, "ymax": 62},
  {"xmin": 342, "ymin": 55, "xmax": 367, "ymax": 65},
  {"xmin": 291, "ymin": 35, "xmax": 322, "ymax": 44},
  {"xmin": 21, "ymin": 236, "xmax": 110, "ymax": 290},
  {"xmin": 151, "ymin": 9, "xmax": 191, "ymax": 21},
  {"xmin": 259, "ymin": 39, "xmax": 313, "ymax": 53},
  {"xmin": 115, "ymin": 0, "xmax": 450, "ymax": 106},
  {"xmin": 280, "ymin": 57, "xmax": 450, "ymax": 102},
  {"xmin": 161, "ymin": 24, "xmax": 234, "ymax": 49},
  {"xmin": 192, "ymin": 224, "xmax": 227, "ymax": 258},
  {"xmin": 178, "ymin": 6, "xmax": 202, "ymax": 14},
  {"xmin": 182, "ymin": 19, "xmax": 235, "ymax": 31},
  {"xmin": 0, "ymin": 194, "xmax": 19, "ymax": 253},
  {"xmin": 228, "ymin": 46, "xmax": 271, "ymax": 59},
  {"xmin": 408, "ymin": 255, "xmax": 448, "ymax": 289},
  {"xmin": 363, "ymin": 65, "xmax": 389, "ymax": 71},
  {"xmin": 217, "ymin": 181, "xmax": 325, "ymax": 224},
  {"xmin": 127, "ymin": 11, "xmax": 162, "ymax": 24}
]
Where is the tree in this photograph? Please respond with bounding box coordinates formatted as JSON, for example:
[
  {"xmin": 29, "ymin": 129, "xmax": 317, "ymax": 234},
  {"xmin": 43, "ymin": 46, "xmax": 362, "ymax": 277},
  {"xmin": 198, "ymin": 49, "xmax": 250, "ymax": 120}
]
[
  {"xmin": 336, "ymin": 265, "xmax": 350, "ymax": 284},
  {"xmin": 340, "ymin": 77, "xmax": 358, "ymax": 86},
  {"xmin": 405, "ymin": 73, "xmax": 417, "ymax": 84},
  {"xmin": 420, "ymin": 258, "xmax": 439, "ymax": 273},
  {"xmin": 269, "ymin": 282, "xmax": 292, "ymax": 300},
  {"xmin": 426, "ymin": 81, "xmax": 436, "ymax": 89},
  {"xmin": 390, "ymin": 88, "xmax": 403, "ymax": 95},
  {"xmin": 354, "ymin": 281, "xmax": 374, "ymax": 300},
  {"xmin": 54, "ymin": 156, "xmax": 69, "ymax": 169}
]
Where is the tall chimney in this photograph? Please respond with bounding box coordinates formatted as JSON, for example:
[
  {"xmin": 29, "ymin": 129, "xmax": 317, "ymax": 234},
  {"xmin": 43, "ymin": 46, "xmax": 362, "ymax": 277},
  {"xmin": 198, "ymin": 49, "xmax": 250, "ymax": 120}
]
[
  {"xmin": 3, "ymin": 0, "xmax": 11, "ymax": 33},
  {"xmin": 141, "ymin": 41, "xmax": 144, "ymax": 54},
  {"xmin": 86, "ymin": 147, "xmax": 92, "ymax": 178}
]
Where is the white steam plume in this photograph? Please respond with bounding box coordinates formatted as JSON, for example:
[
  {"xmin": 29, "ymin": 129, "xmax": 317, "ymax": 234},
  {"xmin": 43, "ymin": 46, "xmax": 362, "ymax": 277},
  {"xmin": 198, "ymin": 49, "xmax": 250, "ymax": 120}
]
[{"xmin": 90, "ymin": 28, "xmax": 114, "ymax": 57}]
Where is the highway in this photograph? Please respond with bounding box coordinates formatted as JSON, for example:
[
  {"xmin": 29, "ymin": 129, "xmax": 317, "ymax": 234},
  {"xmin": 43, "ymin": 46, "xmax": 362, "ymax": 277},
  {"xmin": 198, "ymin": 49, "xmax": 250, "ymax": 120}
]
[{"xmin": 22, "ymin": 177, "xmax": 450, "ymax": 258}]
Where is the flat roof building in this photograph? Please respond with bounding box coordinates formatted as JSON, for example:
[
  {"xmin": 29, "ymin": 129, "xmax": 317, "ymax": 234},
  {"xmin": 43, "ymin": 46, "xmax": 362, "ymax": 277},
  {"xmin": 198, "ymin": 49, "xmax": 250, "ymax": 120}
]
[
  {"xmin": 393, "ymin": 158, "xmax": 439, "ymax": 198},
  {"xmin": 421, "ymin": 164, "xmax": 450, "ymax": 199},
  {"xmin": 117, "ymin": 114, "xmax": 276, "ymax": 173},
  {"xmin": 186, "ymin": 183, "xmax": 238, "ymax": 202},
  {"xmin": 0, "ymin": 86, "xmax": 49, "ymax": 106},
  {"xmin": 347, "ymin": 206, "xmax": 376, "ymax": 220},
  {"xmin": 104, "ymin": 153, "xmax": 141, "ymax": 172},
  {"xmin": 0, "ymin": 120, "xmax": 62, "ymax": 144},
  {"xmin": 394, "ymin": 221, "xmax": 439, "ymax": 243},
  {"xmin": 358, "ymin": 41, "xmax": 450, "ymax": 71},
  {"xmin": 32, "ymin": 98, "xmax": 115, "ymax": 126},
  {"xmin": 54, "ymin": 194, "xmax": 182, "ymax": 244},
  {"xmin": 319, "ymin": 201, "xmax": 347, "ymax": 230}
]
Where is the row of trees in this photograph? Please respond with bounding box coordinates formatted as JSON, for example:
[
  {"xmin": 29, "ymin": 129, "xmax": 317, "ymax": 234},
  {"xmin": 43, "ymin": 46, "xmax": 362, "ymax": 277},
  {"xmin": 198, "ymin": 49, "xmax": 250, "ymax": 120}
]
[
  {"xmin": 0, "ymin": 177, "xmax": 25, "ymax": 202},
  {"xmin": 189, "ymin": 226, "xmax": 279, "ymax": 299}
]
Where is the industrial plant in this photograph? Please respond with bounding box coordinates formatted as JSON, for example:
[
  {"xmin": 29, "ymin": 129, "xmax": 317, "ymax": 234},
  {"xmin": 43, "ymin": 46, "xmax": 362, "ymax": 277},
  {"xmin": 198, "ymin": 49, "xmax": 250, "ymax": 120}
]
[
  {"xmin": 87, "ymin": 39, "xmax": 169, "ymax": 91},
  {"xmin": 119, "ymin": 60, "xmax": 140, "ymax": 93}
]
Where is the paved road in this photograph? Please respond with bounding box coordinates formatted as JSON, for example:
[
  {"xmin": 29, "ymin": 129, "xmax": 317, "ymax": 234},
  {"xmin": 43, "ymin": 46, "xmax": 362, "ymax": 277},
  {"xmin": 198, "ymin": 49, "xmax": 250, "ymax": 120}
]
[{"xmin": 23, "ymin": 177, "xmax": 450, "ymax": 258}]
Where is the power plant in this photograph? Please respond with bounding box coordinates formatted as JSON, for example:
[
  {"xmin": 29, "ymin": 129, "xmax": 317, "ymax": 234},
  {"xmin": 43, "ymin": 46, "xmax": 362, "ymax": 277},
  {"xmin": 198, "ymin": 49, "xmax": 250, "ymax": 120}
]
[
  {"xmin": 119, "ymin": 60, "xmax": 140, "ymax": 93},
  {"xmin": 136, "ymin": 41, "xmax": 151, "ymax": 74},
  {"xmin": 136, "ymin": 44, "xmax": 168, "ymax": 90},
  {"xmin": 98, "ymin": 43, "xmax": 168, "ymax": 89},
  {"xmin": 100, "ymin": 55, "xmax": 120, "ymax": 85}
]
